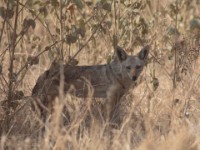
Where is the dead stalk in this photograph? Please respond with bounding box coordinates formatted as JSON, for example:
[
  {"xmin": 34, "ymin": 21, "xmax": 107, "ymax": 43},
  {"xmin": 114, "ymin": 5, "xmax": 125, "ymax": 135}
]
[{"xmin": 6, "ymin": 0, "xmax": 19, "ymax": 132}]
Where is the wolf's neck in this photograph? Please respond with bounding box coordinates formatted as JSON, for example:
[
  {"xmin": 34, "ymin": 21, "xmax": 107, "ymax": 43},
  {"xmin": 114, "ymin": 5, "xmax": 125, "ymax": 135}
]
[{"xmin": 109, "ymin": 60, "xmax": 122, "ymax": 75}]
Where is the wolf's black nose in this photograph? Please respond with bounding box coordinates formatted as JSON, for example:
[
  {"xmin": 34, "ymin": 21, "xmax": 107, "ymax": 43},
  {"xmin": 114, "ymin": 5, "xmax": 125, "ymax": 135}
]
[{"xmin": 132, "ymin": 76, "xmax": 137, "ymax": 81}]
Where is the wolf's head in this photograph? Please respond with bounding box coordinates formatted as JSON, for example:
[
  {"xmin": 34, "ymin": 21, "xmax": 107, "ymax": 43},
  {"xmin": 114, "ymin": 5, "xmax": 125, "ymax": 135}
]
[{"xmin": 116, "ymin": 45, "xmax": 149, "ymax": 81}]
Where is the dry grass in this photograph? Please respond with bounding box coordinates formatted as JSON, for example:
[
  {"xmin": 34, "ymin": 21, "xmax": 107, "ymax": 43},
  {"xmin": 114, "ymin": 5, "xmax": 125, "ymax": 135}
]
[{"xmin": 0, "ymin": 0, "xmax": 200, "ymax": 149}]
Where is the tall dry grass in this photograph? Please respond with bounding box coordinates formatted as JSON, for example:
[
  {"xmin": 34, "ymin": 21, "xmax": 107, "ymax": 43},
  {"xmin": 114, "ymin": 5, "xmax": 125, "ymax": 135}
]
[{"xmin": 0, "ymin": 0, "xmax": 200, "ymax": 149}]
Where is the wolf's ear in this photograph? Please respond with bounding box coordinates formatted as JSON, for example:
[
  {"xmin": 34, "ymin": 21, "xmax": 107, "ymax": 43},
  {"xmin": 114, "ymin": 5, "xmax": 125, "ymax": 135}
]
[
  {"xmin": 138, "ymin": 45, "xmax": 150, "ymax": 60},
  {"xmin": 116, "ymin": 46, "xmax": 127, "ymax": 62}
]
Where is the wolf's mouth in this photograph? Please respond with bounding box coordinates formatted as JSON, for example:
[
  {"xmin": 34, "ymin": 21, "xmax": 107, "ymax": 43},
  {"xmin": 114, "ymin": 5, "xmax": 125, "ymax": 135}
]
[{"xmin": 132, "ymin": 76, "xmax": 137, "ymax": 81}]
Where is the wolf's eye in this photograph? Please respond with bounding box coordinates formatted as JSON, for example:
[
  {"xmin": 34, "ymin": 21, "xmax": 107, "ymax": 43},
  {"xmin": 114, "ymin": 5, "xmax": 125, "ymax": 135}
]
[
  {"xmin": 126, "ymin": 66, "xmax": 131, "ymax": 70},
  {"xmin": 136, "ymin": 65, "xmax": 141, "ymax": 70}
]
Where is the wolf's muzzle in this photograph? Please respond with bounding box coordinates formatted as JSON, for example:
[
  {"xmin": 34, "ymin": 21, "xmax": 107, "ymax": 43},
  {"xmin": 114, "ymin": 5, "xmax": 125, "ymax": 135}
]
[{"xmin": 132, "ymin": 76, "xmax": 137, "ymax": 81}]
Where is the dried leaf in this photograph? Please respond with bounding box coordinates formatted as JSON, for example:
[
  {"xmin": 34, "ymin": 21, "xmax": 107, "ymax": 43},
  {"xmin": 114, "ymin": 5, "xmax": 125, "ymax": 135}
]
[
  {"xmin": 67, "ymin": 3, "xmax": 75, "ymax": 15},
  {"xmin": 65, "ymin": 34, "xmax": 78, "ymax": 44},
  {"xmin": 0, "ymin": 64, "xmax": 2, "ymax": 75},
  {"xmin": 27, "ymin": 56, "xmax": 39, "ymax": 65},
  {"xmin": 69, "ymin": 57, "xmax": 79, "ymax": 66},
  {"xmin": 0, "ymin": 7, "xmax": 14, "ymax": 19},
  {"xmin": 76, "ymin": 27, "xmax": 86, "ymax": 38},
  {"xmin": 23, "ymin": 18, "xmax": 36, "ymax": 30},
  {"xmin": 152, "ymin": 77, "xmax": 159, "ymax": 91}
]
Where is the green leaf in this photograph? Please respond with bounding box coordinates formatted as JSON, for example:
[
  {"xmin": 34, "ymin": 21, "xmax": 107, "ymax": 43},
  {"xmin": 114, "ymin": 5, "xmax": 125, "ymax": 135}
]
[
  {"xmin": 15, "ymin": 91, "xmax": 24, "ymax": 99},
  {"xmin": 190, "ymin": 19, "xmax": 200, "ymax": 31},
  {"xmin": 39, "ymin": 7, "xmax": 48, "ymax": 17},
  {"xmin": 48, "ymin": 50, "xmax": 55, "ymax": 61},
  {"xmin": 167, "ymin": 27, "xmax": 179, "ymax": 36},
  {"xmin": 100, "ymin": 0, "xmax": 106, "ymax": 4},
  {"xmin": 102, "ymin": 2, "xmax": 111, "ymax": 11},
  {"xmin": 78, "ymin": 19, "xmax": 85, "ymax": 28},
  {"xmin": 6, "ymin": 9, "xmax": 14, "ymax": 19},
  {"xmin": 56, "ymin": 28, "xmax": 60, "ymax": 34},
  {"xmin": 73, "ymin": 0, "xmax": 84, "ymax": 9},
  {"xmin": 63, "ymin": 0, "xmax": 69, "ymax": 5},
  {"xmin": 105, "ymin": 21, "xmax": 112, "ymax": 29},
  {"xmin": 33, "ymin": 1, "xmax": 43, "ymax": 5},
  {"xmin": 51, "ymin": 0, "xmax": 59, "ymax": 7},
  {"xmin": 78, "ymin": 19, "xmax": 86, "ymax": 37},
  {"xmin": 85, "ymin": 0, "xmax": 93, "ymax": 6},
  {"xmin": 26, "ymin": 0, "xmax": 34, "ymax": 7},
  {"xmin": 107, "ymin": 55, "xmax": 113, "ymax": 64},
  {"xmin": 69, "ymin": 57, "xmax": 79, "ymax": 66},
  {"xmin": 76, "ymin": 27, "xmax": 86, "ymax": 38},
  {"xmin": 0, "ymin": 7, "xmax": 5, "ymax": 19}
]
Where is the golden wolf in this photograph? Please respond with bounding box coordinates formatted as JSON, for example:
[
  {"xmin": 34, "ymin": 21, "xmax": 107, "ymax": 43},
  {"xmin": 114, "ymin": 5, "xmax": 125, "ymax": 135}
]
[{"xmin": 32, "ymin": 46, "xmax": 149, "ymax": 122}]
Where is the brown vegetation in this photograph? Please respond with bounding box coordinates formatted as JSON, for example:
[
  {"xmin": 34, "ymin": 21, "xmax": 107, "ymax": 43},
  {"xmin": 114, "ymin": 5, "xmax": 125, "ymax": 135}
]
[{"xmin": 0, "ymin": 0, "xmax": 200, "ymax": 149}]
